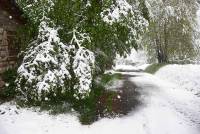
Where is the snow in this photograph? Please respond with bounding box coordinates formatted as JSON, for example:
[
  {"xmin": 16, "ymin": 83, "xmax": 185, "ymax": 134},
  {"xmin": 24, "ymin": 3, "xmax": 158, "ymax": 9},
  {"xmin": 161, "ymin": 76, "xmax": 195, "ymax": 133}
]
[
  {"xmin": 101, "ymin": 0, "xmax": 148, "ymax": 43},
  {"xmin": 70, "ymin": 29, "xmax": 95, "ymax": 97},
  {"xmin": 101, "ymin": 0, "xmax": 133, "ymax": 24},
  {"xmin": 195, "ymin": 7, "xmax": 200, "ymax": 63},
  {"xmin": 155, "ymin": 64, "xmax": 200, "ymax": 96},
  {"xmin": 117, "ymin": 95, "xmax": 121, "ymax": 99},
  {"xmin": 1, "ymin": 64, "xmax": 200, "ymax": 134},
  {"xmin": 146, "ymin": 0, "xmax": 196, "ymax": 25},
  {"xmin": 165, "ymin": 6, "xmax": 175, "ymax": 17},
  {"xmin": 114, "ymin": 49, "xmax": 149, "ymax": 71},
  {"xmin": 129, "ymin": 71, "xmax": 200, "ymax": 134},
  {"xmin": 73, "ymin": 47, "xmax": 95, "ymax": 96},
  {"xmin": 105, "ymin": 79, "xmax": 124, "ymax": 91},
  {"xmin": 21, "ymin": 0, "xmax": 55, "ymax": 23},
  {"xmin": 114, "ymin": 64, "xmax": 149, "ymax": 71},
  {"xmin": 115, "ymin": 49, "xmax": 148, "ymax": 65},
  {"xmin": 17, "ymin": 21, "xmax": 71, "ymax": 97},
  {"xmin": 17, "ymin": 21, "xmax": 95, "ymax": 100},
  {"xmin": 1, "ymin": 96, "xmax": 199, "ymax": 134}
]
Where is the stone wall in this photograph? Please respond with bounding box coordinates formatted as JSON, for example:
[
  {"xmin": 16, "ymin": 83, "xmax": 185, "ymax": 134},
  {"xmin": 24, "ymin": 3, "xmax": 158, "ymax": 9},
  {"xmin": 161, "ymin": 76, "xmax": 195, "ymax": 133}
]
[
  {"xmin": 0, "ymin": 28, "xmax": 19, "ymax": 87},
  {"xmin": 0, "ymin": 7, "xmax": 20, "ymax": 87},
  {"xmin": 0, "ymin": 28, "xmax": 18, "ymax": 73}
]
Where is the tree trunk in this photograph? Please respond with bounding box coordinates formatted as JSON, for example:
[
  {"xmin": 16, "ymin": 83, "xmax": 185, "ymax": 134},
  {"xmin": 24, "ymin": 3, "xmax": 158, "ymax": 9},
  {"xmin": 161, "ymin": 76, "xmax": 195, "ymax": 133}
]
[
  {"xmin": 155, "ymin": 37, "xmax": 163, "ymax": 63},
  {"xmin": 155, "ymin": 21, "xmax": 169, "ymax": 63},
  {"xmin": 163, "ymin": 21, "xmax": 168, "ymax": 63}
]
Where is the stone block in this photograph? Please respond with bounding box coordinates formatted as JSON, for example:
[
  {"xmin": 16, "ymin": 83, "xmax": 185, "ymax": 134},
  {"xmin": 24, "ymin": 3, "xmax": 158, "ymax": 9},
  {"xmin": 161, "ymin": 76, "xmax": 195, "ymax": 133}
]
[
  {"xmin": 0, "ymin": 51, "xmax": 8, "ymax": 57},
  {"xmin": 0, "ymin": 46, "xmax": 8, "ymax": 51},
  {"xmin": 0, "ymin": 28, "xmax": 3, "ymax": 33},
  {"xmin": 0, "ymin": 62, "xmax": 7, "ymax": 68},
  {"xmin": 0, "ymin": 35, "xmax": 2, "ymax": 40}
]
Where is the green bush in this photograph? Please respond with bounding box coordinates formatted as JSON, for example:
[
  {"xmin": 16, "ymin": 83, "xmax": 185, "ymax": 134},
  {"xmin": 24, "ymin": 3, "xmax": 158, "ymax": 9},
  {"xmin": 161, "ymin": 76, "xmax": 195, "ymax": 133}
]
[
  {"xmin": 100, "ymin": 73, "xmax": 122, "ymax": 86},
  {"xmin": 145, "ymin": 63, "xmax": 168, "ymax": 74},
  {"xmin": 0, "ymin": 68, "xmax": 17, "ymax": 102}
]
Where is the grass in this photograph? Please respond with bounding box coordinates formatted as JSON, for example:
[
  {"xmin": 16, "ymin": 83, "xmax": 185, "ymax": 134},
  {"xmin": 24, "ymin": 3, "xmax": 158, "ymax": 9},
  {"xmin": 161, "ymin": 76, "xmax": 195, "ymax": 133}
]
[
  {"xmin": 100, "ymin": 73, "xmax": 122, "ymax": 85},
  {"xmin": 78, "ymin": 73, "xmax": 122, "ymax": 125},
  {"xmin": 145, "ymin": 63, "xmax": 168, "ymax": 74}
]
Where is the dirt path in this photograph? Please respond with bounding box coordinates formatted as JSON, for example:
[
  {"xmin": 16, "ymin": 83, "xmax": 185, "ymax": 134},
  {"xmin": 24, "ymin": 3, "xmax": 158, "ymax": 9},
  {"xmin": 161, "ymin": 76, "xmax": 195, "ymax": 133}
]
[{"xmin": 112, "ymin": 74, "xmax": 142, "ymax": 115}]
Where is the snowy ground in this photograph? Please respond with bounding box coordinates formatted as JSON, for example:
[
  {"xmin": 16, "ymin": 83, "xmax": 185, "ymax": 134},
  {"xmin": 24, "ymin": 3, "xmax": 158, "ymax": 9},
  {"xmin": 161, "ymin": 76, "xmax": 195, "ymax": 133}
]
[
  {"xmin": 1, "ymin": 64, "xmax": 200, "ymax": 134},
  {"xmin": 155, "ymin": 64, "xmax": 200, "ymax": 96}
]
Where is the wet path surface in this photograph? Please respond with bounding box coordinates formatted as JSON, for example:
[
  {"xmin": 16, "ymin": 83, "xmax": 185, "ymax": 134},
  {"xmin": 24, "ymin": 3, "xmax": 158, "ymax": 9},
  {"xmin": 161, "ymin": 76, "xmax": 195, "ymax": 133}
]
[
  {"xmin": 111, "ymin": 74, "xmax": 142, "ymax": 115},
  {"xmin": 102, "ymin": 70, "xmax": 145, "ymax": 116}
]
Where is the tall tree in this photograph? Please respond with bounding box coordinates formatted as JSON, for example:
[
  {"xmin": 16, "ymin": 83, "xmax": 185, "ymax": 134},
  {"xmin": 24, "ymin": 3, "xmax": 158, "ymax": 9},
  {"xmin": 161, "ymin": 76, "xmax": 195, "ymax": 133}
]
[{"xmin": 144, "ymin": 0, "xmax": 197, "ymax": 63}]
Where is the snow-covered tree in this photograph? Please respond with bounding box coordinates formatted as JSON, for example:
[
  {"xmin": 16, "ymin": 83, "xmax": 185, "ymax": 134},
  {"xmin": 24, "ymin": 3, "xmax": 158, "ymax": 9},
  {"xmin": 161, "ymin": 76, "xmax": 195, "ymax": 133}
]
[
  {"xmin": 16, "ymin": 0, "xmax": 148, "ymax": 103},
  {"xmin": 144, "ymin": 0, "xmax": 198, "ymax": 63},
  {"xmin": 17, "ymin": 20, "xmax": 71, "ymax": 102}
]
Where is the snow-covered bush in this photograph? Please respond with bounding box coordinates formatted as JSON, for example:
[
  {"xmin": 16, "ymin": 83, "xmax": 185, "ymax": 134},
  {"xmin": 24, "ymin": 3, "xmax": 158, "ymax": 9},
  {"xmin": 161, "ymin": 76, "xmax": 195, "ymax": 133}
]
[
  {"xmin": 17, "ymin": 20, "xmax": 70, "ymax": 102},
  {"xmin": 70, "ymin": 29, "xmax": 95, "ymax": 99},
  {"xmin": 16, "ymin": 20, "xmax": 95, "ymax": 103}
]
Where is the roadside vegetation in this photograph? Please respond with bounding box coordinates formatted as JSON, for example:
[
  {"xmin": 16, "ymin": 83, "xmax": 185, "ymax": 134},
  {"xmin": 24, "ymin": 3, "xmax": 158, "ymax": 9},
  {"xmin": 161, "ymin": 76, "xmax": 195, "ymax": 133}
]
[
  {"xmin": 145, "ymin": 63, "xmax": 168, "ymax": 74},
  {"xmin": 0, "ymin": 0, "xmax": 149, "ymax": 125},
  {"xmin": 0, "ymin": 68, "xmax": 123, "ymax": 124},
  {"xmin": 1, "ymin": 0, "xmax": 200, "ymax": 126}
]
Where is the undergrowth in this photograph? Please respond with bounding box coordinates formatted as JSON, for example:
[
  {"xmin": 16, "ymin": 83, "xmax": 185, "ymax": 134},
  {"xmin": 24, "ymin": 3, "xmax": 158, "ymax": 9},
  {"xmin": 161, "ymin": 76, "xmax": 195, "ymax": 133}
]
[
  {"xmin": 0, "ymin": 69, "xmax": 122, "ymax": 125},
  {"xmin": 145, "ymin": 63, "xmax": 168, "ymax": 74}
]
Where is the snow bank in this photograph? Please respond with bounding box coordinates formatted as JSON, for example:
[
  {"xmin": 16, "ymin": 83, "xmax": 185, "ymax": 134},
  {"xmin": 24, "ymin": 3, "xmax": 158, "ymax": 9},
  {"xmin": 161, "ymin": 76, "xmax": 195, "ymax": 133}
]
[
  {"xmin": 155, "ymin": 64, "xmax": 200, "ymax": 96},
  {"xmin": 0, "ymin": 101, "xmax": 199, "ymax": 134}
]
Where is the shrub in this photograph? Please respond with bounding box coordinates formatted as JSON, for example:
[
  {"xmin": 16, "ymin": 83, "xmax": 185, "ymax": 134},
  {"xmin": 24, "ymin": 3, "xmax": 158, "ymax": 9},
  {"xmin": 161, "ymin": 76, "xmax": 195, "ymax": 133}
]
[
  {"xmin": 145, "ymin": 63, "xmax": 168, "ymax": 74},
  {"xmin": 16, "ymin": 21, "xmax": 95, "ymax": 105},
  {"xmin": 0, "ymin": 67, "xmax": 123, "ymax": 125},
  {"xmin": 15, "ymin": 0, "xmax": 149, "ymax": 124},
  {"xmin": 0, "ymin": 68, "xmax": 17, "ymax": 102},
  {"xmin": 16, "ymin": 0, "xmax": 148, "ymax": 105}
]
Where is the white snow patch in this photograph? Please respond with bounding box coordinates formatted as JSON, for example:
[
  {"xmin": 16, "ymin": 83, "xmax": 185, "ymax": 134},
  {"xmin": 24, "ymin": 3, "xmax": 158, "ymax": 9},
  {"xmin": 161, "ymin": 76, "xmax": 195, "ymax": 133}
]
[
  {"xmin": 155, "ymin": 64, "xmax": 200, "ymax": 96},
  {"xmin": 105, "ymin": 79, "xmax": 124, "ymax": 91},
  {"xmin": 101, "ymin": 0, "xmax": 133, "ymax": 24},
  {"xmin": 115, "ymin": 49, "xmax": 148, "ymax": 66},
  {"xmin": 114, "ymin": 64, "xmax": 149, "ymax": 71},
  {"xmin": 114, "ymin": 49, "xmax": 149, "ymax": 71}
]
